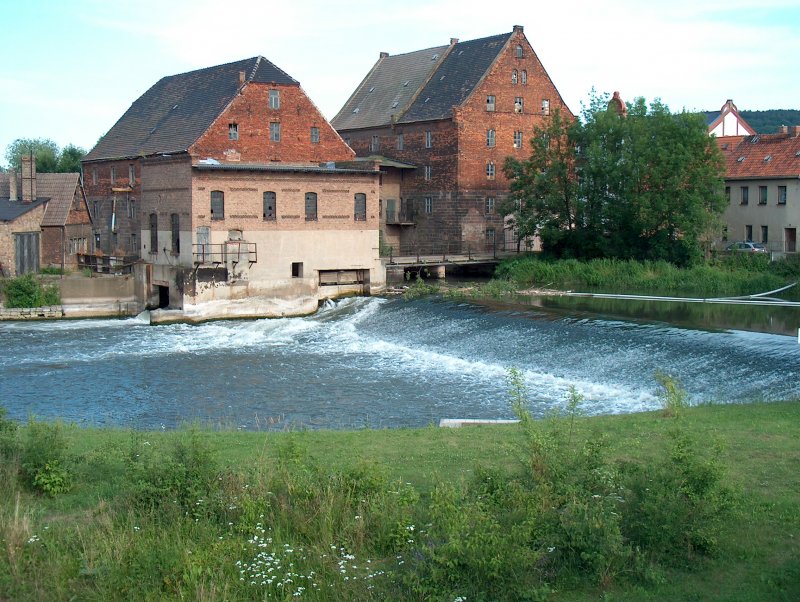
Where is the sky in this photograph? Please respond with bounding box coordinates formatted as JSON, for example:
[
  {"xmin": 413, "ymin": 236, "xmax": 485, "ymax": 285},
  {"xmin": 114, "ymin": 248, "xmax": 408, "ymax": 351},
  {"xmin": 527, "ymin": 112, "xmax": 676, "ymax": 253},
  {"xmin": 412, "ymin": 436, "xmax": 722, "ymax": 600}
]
[{"xmin": 2, "ymin": 0, "xmax": 799, "ymax": 168}]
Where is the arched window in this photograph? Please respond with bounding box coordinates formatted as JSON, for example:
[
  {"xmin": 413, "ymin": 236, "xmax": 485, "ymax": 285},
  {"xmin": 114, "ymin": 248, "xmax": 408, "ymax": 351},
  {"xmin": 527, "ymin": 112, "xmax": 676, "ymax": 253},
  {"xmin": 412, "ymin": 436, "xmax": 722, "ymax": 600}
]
[
  {"xmin": 487, "ymin": 129, "xmax": 496, "ymax": 147},
  {"xmin": 354, "ymin": 193, "xmax": 367, "ymax": 221},
  {"xmin": 486, "ymin": 162, "xmax": 495, "ymax": 180},
  {"xmin": 305, "ymin": 192, "xmax": 318, "ymax": 221},
  {"xmin": 521, "ymin": 70, "xmax": 527, "ymax": 85},
  {"xmin": 512, "ymin": 69, "xmax": 518, "ymax": 84}
]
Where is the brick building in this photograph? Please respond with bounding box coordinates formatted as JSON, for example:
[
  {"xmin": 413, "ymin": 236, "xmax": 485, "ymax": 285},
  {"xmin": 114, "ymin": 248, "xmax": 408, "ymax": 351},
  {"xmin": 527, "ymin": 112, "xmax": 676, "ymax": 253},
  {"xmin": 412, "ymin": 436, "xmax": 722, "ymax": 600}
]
[
  {"xmin": 0, "ymin": 156, "xmax": 92, "ymax": 276},
  {"xmin": 332, "ymin": 25, "xmax": 572, "ymax": 254},
  {"xmin": 83, "ymin": 57, "xmax": 383, "ymax": 319}
]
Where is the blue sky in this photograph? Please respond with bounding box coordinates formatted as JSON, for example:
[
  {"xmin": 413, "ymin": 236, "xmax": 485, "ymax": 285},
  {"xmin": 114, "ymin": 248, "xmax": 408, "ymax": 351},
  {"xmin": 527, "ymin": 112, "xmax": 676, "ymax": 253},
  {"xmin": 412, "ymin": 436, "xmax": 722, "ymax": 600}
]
[{"xmin": 2, "ymin": 0, "xmax": 798, "ymax": 167}]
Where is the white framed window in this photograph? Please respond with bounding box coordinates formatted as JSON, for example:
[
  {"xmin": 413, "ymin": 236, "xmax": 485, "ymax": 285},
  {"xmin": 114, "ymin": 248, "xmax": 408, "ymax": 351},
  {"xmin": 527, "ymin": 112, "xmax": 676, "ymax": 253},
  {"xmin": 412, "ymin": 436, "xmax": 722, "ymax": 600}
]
[
  {"xmin": 424, "ymin": 165, "xmax": 431, "ymax": 181},
  {"xmin": 370, "ymin": 135, "xmax": 379, "ymax": 152},
  {"xmin": 541, "ymin": 99, "xmax": 550, "ymax": 116},
  {"xmin": 424, "ymin": 196, "xmax": 432, "ymax": 214},
  {"xmin": 486, "ymin": 95, "xmax": 495, "ymax": 112},
  {"xmin": 425, "ymin": 130, "xmax": 432, "ymax": 148},
  {"xmin": 486, "ymin": 162, "xmax": 495, "ymax": 180},
  {"xmin": 512, "ymin": 69, "xmax": 518, "ymax": 84},
  {"xmin": 485, "ymin": 197, "xmax": 495, "ymax": 214},
  {"xmin": 270, "ymin": 122, "xmax": 281, "ymax": 142},
  {"xmin": 269, "ymin": 89, "xmax": 280, "ymax": 109},
  {"xmin": 487, "ymin": 129, "xmax": 495, "ymax": 147},
  {"xmin": 310, "ymin": 127, "xmax": 320, "ymax": 143},
  {"xmin": 521, "ymin": 70, "xmax": 527, "ymax": 85},
  {"xmin": 515, "ymin": 45, "xmax": 523, "ymax": 58},
  {"xmin": 229, "ymin": 123, "xmax": 238, "ymax": 140},
  {"xmin": 513, "ymin": 130, "xmax": 523, "ymax": 148},
  {"xmin": 515, "ymin": 97, "xmax": 524, "ymax": 113}
]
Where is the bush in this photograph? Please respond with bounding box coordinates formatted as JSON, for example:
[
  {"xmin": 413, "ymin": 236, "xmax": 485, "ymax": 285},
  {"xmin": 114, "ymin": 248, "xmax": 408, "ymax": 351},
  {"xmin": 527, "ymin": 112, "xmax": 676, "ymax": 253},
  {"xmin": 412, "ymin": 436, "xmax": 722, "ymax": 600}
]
[
  {"xmin": 21, "ymin": 418, "xmax": 72, "ymax": 496},
  {"xmin": 1, "ymin": 274, "xmax": 61, "ymax": 308}
]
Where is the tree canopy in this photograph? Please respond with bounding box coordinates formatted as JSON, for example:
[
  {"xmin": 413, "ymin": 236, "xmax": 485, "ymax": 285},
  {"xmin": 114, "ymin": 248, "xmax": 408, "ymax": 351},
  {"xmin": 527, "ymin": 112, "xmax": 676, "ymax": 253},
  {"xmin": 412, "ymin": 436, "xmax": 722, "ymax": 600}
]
[
  {"xmin": 4, "ymin": 138, "xmax": 86, "ymax": 173},
  {"xmin": 502, "ymin": 93, "xmax": 726, "ymax": 266}
]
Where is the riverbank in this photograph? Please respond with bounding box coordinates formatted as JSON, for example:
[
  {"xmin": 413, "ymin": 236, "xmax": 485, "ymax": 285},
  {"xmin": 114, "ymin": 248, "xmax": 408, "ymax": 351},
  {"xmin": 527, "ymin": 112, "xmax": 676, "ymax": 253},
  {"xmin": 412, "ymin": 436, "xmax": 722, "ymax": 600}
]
[{"xmin": 1, "ymin": 401, "xmax": 797, "ymax": 600}]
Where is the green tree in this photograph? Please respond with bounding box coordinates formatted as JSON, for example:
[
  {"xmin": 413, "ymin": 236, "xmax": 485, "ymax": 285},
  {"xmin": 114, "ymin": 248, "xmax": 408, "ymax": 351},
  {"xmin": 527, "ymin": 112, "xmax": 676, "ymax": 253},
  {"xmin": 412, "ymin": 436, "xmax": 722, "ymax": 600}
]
[
  {"xmin": 5, "ymin": 138, "xmax": 86, "ymax": 173},
  {"xmin": 56, "ymin": 144, "xmax": 87, "ymax": 173},
  {"xmin": 503, "ymin": 92, "xmax": 726, "ymax": 265}
]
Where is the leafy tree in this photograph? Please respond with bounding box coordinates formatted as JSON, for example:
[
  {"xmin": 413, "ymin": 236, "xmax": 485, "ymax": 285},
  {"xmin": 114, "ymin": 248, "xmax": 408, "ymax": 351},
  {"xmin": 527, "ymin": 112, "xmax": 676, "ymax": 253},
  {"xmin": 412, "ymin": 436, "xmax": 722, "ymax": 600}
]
[
  {"xmin": 56, "ymin": 144, "xmax": 86, "ymax": 173},
  {"xmin": 503, "ymin": 93, "xmax": 726, "ymax": 265},
  {"xmin": 5, "ymin": 138, "xmax": 86, "ymax": 173}
]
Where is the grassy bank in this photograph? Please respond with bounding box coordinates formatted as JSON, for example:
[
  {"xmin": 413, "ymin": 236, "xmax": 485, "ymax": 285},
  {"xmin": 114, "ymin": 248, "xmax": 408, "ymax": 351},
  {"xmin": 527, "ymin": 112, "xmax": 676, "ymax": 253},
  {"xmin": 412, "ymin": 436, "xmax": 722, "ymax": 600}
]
[
  {"xmin": 1, "ymin": 393, "xmax": 799, "ymax": 601},
  {"xmin": 492, "ymin": 255, "xmax": 800, "ymax": 299}
]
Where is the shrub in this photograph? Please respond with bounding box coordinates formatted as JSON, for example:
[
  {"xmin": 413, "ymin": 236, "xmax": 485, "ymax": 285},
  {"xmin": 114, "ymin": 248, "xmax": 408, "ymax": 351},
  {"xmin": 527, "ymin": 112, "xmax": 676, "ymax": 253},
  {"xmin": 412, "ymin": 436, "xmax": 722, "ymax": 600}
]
[
  {"xmin": 1, "ymin": 274, "xmax": 61, "ymax": 308},
  {"xmin": 656, "ymin": 371, "xmax": 690, "ymax": 418},
  {"xmin": 21, "ymin": 418, "xmax": 72, "ymax": 496}
]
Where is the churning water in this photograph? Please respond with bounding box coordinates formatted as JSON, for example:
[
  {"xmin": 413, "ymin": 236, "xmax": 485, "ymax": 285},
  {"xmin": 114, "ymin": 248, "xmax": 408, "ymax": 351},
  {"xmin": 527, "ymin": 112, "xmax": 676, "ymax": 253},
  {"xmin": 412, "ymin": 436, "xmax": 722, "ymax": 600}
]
[{"xmin": 1, "ymin": 296, "xmax": 798, "ymax": 430}]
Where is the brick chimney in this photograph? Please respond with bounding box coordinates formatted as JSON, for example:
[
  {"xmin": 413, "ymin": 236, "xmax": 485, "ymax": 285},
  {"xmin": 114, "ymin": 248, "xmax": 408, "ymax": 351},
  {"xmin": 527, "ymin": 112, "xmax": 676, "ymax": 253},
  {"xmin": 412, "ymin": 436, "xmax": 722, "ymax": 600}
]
[
  {"xmin": 238, "ymin": 70, "xmax": 246, "ymax": 85},
  {"xmin": 379, "ymin": 52, "xmax": 389, "ymax": 59},
  {"xmin": 9, "ymin": 169, "xmax": 18, "ymax": 202},
  {"xmin": 21, "ymin": 155, "xmax": 36, "ymax": 203},
  {"xmin": 789, "ymin": 125, "xmax": 800, "ymax": 138},
  {"xmin": 779, "ymin": 125, "xmax": 789, "ymax": 134}
]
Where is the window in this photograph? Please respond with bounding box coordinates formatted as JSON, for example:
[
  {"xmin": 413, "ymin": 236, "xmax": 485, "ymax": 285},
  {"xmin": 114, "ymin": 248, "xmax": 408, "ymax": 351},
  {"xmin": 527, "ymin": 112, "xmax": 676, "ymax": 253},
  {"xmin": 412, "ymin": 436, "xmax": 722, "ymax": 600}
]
[
  {"xmin": 486, "ymin": 95, "xmax": 496, "ymax": 112},
  {"xmin": 725, "ymin": 186, "xmax": 731, "ymax": 202},
  {"xmin": 127, "ymin": 199, "xmax": 136, "ymax": 218},
  {"xmin": 171, "ymin": 213, "xmax": 180, "ymax": 254},
  {"xmin": 128, "ymin": 164, "xmax": 135, "ymax": 184},
  {"xmin": 354, "ymin": 193, "xmax": 367, "ymax": 221},
  {"xmin": 305, "ymin": 192, "xmax": 317, "ymax": 221},
  {"xmin": 778, "ymin": 185, "xmax": 787, "ymax": 205},
  {"xmin": 270, "ymin": 122, "xmax": 281, "ymax": 142},
  {"xmin": 745, "ymin": 224, "xmax": 753, "ymax": 241},
  {"xmin": 110, "ymin": 166, "xmax": 116, "ymax": 185},
  {"xmin": 291, "ymin": 262, "xmax": 303, "ymax": 278},
  {"xmin": 370, "ymin": 135, "xmax": 379, "ymax": 152},
  {"xmin": 541, "ymin": 99, "xmax": 550, "ymax": 116},
  {"xmin": 485, "ymin": 197, "xmax": 495, "ymax": 214},
  {"xmin": 521, "ymin": 70, "xmax": 527, "ymax": 85},
  {"xmin": 761, "ymin": 225, "xmax": 768, "ymax": 244},
  {"xmin": 211, "ymin": 190, "xmax": 224, "ymax": 220},
  {"xmin": 92, "ymin": 168, "xmax": 97, "ymax": 185},
  {"xmin": 424, "ymin": 196, "xmax": 432, "ymax": 214},
  {"xmin": 515, "ymin": 97, "xmax": 524, "ymax": 113},
  {"xmin": 229, "ymin": 123, "xmax": 238, "ymax": 140},
  {"xmin": 93, "ymin": 201, "xmax": 100, "ymax": 219},
  {"xmin": 310, "ymin": 127, "xmax": 320, "ymax": 143},
  {"xmin": 513, "ymin": 130, "xmax": 523, "ymax": 148},
  {"xmin": 486, "ymin": 162, "xmax": 495, "ymax": 180},
  {"xmin": 512, "ymin": 69, "xmax": 518, "ymax": 84},
  {"xmin": 263, "ymin": 191, "xmax": 276, "ymax": 220},
  {"xmin": 397, "ymin": 134, "xmax": 404, "ymax": 150},
  {"xmin": 425, "ymin": 130, "xmax": 432, "ymax": 148},
  {"xmin": 424, "ymin": 165, "xmax": 431, "ymax": 181},
  {"xmin": 515, "ymin": 45, "xmax": 523, "ymax": 58},
  {"xmin": 759, "ymin": 186, "xmax": 768, "ymax": 205},
  {"xmin": 487, "ymin": 129, "xmax": 495, "ymax": 147},
  {"xmin": 149, "ymin": 213, "xmax": 158, "ymax": 253},
  {"xmin": 269, "ymin": 89, "xmax": 280, "ymax": 109},
  {"xmin": 740, "ymin": 186, "xmax": 749, "ymax": 205},
  {"xmin": 486, "ymin": 228, "xmax": 496, "ymax": 249}
]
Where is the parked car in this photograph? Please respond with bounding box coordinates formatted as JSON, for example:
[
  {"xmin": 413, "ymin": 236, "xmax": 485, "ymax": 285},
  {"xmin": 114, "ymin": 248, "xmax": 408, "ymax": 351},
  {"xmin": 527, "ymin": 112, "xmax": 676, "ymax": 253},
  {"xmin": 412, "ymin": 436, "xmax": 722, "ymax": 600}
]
[{"xmin": 725, "ymin": 241, "xmax": 768, "ymax": 253}]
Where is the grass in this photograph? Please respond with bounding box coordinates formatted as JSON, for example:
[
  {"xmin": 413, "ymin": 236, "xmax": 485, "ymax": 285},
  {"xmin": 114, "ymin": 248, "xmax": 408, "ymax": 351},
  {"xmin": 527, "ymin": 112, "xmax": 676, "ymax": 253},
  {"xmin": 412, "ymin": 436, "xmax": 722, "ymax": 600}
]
[
  {"xmin": 492, "ymin": 255, "xmax": 800, "ymax": 300},
  {"xmin": 1, "ymin": 400, "xmax": 798, "ymax": 600}
]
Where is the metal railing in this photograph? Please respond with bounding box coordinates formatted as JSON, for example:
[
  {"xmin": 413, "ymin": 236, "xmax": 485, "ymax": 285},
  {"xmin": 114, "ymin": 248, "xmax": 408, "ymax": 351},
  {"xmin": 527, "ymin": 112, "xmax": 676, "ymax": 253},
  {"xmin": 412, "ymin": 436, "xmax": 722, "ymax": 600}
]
[
  {"xmin": 192, "ymin": 242, "xmax": 258, "ymax": 265},
  {"xmin": 77, "ymin": 253, "xmax": 137, "ymax": 274},
  {"xmin": 381, "ymin": 238, "xmax": 525, "ymax": 262},
  {"xmin": 385, "ymin": 208, "xmax": 416, "ymax": 224}
]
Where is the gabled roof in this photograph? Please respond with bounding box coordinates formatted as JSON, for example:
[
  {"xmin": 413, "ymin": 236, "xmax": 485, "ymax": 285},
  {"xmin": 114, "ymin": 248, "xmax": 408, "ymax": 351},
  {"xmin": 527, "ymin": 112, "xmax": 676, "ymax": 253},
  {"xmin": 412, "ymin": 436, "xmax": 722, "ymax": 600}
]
[
  {"xmin": 400, "ymin": 32, "xmax": 512, "ymax": 123},
  {"xmin": 0, "ymin": 172, "xmax": 82, "ymax": 224},
  {"xmin": 84, "ymin": 57, "xmax": 298, "ymax": 162},
  {"xmin": 39, "ymin": 173, "xmax": 83, "ymax": 227},
  {"xmin": 706, "ymin": 99, "xmax": 756, "ymax": 137},
  {"xmin": 333, "ymin": 30, "xmax": 515, "ymax": 130},
  {"xmin": 331, "ymin": 45, "xmax": 449, "ymax": 131},
  {"xmin": 724, "ymin": 130, "xmax": 800, "ymax": 179}
]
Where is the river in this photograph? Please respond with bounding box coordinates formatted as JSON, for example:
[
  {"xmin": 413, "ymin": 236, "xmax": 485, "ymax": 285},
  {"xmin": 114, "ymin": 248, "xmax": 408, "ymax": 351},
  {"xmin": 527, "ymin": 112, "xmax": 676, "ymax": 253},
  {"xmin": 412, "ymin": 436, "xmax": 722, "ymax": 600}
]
[{"xmin": 1, "ymin": 296, "xmax": 798, "ymax": 430}]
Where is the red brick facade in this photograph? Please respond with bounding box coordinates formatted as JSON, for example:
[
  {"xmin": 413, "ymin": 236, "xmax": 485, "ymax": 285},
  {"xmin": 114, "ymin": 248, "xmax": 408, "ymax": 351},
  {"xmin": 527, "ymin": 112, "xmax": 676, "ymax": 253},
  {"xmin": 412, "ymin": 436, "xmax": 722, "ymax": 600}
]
[
  {"xmin": 337, "ymin": 27, "xmax": 573, "ymax": 251},
  {"xmin": 82, "ymin": 159, "xmax": 143, "ymax": 255}
]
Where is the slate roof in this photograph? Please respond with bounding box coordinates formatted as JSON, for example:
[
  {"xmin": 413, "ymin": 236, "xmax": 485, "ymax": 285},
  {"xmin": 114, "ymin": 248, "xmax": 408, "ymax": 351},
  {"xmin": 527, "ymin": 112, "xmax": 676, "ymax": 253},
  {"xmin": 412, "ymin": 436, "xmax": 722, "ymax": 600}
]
[
  {"xmin": 333, "ymin": 30, "xmax": 513, "ymax": 129},
  {"xmin": 0, "ymin": 172, "xmax": 81, "ymax": 224},
  {"xmin": 85, "ymin": 57, "xmax": 299, "ymax": 162},
  {"xmin": 331, "ymin": 45, "xmax": 449, "ymax": 131},
  {"xmin": 725, "ymin": 133, "xmax": 800, "ymax": 179},
  {"xmin": 400, "ymin": 32, "xmax": 511, "ymax": 123}
]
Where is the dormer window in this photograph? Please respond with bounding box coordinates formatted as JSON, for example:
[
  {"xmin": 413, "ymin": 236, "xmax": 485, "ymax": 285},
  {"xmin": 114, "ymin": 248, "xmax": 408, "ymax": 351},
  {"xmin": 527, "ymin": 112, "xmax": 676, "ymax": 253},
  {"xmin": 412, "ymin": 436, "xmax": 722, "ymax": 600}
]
[
  {"xmin": 764, "ymin": 155, "xmax": 772, "ymax": 162},
  {"xmin": 229, "ymin": 123, "xmax": 238, "ymax": 140}
]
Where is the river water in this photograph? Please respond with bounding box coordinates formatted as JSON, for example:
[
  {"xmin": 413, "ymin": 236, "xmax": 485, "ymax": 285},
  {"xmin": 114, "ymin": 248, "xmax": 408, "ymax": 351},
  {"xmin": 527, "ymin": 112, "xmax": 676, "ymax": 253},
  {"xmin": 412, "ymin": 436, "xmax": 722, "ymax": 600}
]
[{"xmin": 1, "ymin": 296, "xmax": 798, "ymax": 430}]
